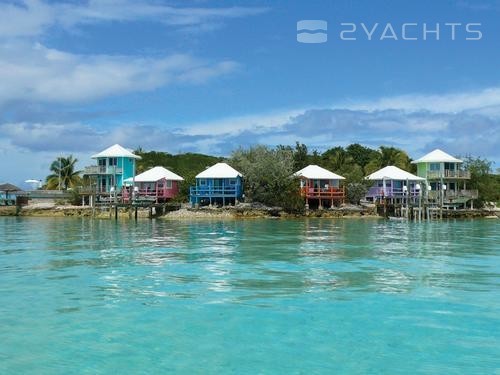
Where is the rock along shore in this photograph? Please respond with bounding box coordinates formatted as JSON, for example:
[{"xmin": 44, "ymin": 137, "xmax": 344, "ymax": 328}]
[
  {"xmin": 0, "ymin": 202, "xmax": 498, "ymax": 220},
  {"xmin": 160, "ymin": 204, "xmax": 379, "ymax": 220}
]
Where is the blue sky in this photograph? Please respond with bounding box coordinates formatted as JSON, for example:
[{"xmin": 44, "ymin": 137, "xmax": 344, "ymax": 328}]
[{"xmin": 1, "ymin": 0, "xmax": 499, "ymax": 186}]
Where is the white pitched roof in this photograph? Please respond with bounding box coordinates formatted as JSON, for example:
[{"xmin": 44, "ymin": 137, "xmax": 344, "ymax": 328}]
[
  {"xmin": 366, "ymin": 166, "xmax": 425, "ymax": 181},
  {"xmin": 294, "ymin": 165, "xmax": 345, "ymax": 180},
  {"xmin": 92, "ymin": 144, "xmax": 141, "ymax": 159},
  {"xmin": 196, "ymin": 163, "xmax": 242, "ymax": 178},
  {"xmin": 124, "ymin": 166, "xmax": 184, "ymax": 183},
  {"xmin": 412, "ymin": 149, "xmax": 462, "ymax": 163}
]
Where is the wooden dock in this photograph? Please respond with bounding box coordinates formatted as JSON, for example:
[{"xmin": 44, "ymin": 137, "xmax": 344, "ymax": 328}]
[{"xmin": 94, "ymin": 201, "xmax": 181, "ymax": 220}]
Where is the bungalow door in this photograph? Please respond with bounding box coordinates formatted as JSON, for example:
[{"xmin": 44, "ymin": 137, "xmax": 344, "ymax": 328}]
[
  {"xmin": 393, "ymin": 180, "xmax": 403, "ymax": 195},
  {"xmin": 100, "ymin": 177, "xmax": 107, "ymax": 193},
  {"xmin": 213, "ymin": 178, "xmax": 224, "ymax": 194}
]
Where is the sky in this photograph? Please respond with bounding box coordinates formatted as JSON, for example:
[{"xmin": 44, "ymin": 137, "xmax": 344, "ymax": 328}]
[{"xmin": 1, "ymin": 0, "xmax": 500, "ymax": 186}]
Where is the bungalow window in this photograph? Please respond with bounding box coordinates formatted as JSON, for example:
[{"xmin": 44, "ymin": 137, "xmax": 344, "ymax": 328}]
[
  {"xmin": 166, "ymin": 180, "xmax": 172, "ymax": 189},
  {"xmin": 429, "ymin": 163, "xmax": 440, "ymax": 171},
  {"xmin": 229, "ymin": 179, "xmax": 236, "ymax": 185},
  {"xmin": 199, "ymin": 179, "xmax": 207, "ymax": 186},
  {"xmin": 109, "ymin": 157, "xmax": 117, "ymax": 166},
  {"xmin": 444, "ymin": 162, "xmax": 455, "ymax": 170}
]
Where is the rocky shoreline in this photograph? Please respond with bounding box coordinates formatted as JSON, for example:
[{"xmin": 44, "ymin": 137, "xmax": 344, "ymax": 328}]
[
  {"xmin": 0, "ymin": 202, "xmax": 498, "ymax": 220},
  {"xmin": 161, "ymin": 203, "xmax": 379, "ymax": 220}
]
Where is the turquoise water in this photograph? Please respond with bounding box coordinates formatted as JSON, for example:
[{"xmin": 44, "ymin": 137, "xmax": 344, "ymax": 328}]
[{"xmin": 0, "ymin": 217, "xmax": 499, "ymax": 374}]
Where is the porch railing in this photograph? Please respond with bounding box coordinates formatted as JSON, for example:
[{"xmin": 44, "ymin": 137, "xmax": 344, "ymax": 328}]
[
  {"xmin": 83, "ymin": 166, "xmax": 123, "ymax": 175},
  {"xmin": 79, "ymin": 186, "xmax": 110, "ymax": 194},
  {"xmin": 428, "ymin": 189, "xmax": 478, "ymax": 200},
  {"xmin": 366, "ymin": 186, "xmax": 421, "ymax": 198},
  {"xmin": 122, "ymin": 188, "xmax": 173, "ymax": 202},
  {"xmin": 301, "ymin": 187, "xmax": 345, "ymax": 199},
  {"xmin": 427, "ymin": 170, "xmax": 470, "ymax": 179},
  {"xmin": 190, "ymin": 186, "xmax": 241, "ymax": 197}
]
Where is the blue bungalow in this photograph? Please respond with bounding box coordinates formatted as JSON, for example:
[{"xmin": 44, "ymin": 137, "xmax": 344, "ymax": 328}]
[
  {"xmin": 83, "ymin": 144, "xmax": 141, "ymax": 193},
  {"xmin": 190, "ymin": 163, "xmax": 243, "ymax": 206}
]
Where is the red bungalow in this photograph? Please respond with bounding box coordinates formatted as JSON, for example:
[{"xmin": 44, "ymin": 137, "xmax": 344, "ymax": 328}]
[
  {"xmin": 294, "ymin": 165, "xmax": 346, "ymax": 208},
  {"xmin": 123, "ymin": 166, "xmax": 184, "ymax": 203}
]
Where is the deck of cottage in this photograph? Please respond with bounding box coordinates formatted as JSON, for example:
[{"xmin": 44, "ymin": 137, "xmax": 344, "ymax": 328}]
[
  {"xmin": 122, "ymin": 187, "xmax": 178, "ymax": 203},
  {"xmin": 83, "ymin": 165, "xmax": 123, "ymax": 175},
  {"xmin": 426, "ymin": 170, "xmax": 470, "ymax": 179},
  {"xmin": 366, "ymin": 186, "xmax": 421, "ymax": 199},
  {"xmin": 190, "ymin": 186, "xmax": 241, "ymax": 198},
  {"xmin": 301, "ymin": 186, "xmax": 345, "ymax": 200}
]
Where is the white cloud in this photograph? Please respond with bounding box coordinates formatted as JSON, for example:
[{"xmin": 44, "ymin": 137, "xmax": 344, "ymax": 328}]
[
  {"xmin": 0, "ymin": 1, "xmax": 264, "ymax": 107},
  {"xmin": 2, "ymin": 87, "xmax": 499, "ymax": 183},
  {"xmin": 346, "ymin": 87, "xmax": 500, "ymax": 115},
  {"xmin": 0, "ymin": 0, "xmax": 54, "ymax": 37},
  {"xmin": 181, "ymin": 108, "xmax": 305, "ymax": 136},
  {"xmin": 0, "ymin": 0, "xmax": 268, "ymax": 38},
  {"xmin": 0, "ymin": 42, "xmax": 237, "ymax": 104}
]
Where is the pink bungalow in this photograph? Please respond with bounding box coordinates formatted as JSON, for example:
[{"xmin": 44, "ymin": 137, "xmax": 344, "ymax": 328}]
[{"xmin": 123, "ymin": 166, "xmax": 184, "ymax": 203}]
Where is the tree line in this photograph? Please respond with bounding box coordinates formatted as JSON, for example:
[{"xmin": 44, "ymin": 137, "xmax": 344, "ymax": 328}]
[{"xmin": 45, "ymin": 143, "xmax": 500, "ymax": 209}]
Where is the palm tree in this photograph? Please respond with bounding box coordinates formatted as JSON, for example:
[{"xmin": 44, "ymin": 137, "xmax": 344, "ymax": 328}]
[
  {"xmin": 45, "ymin": 156, "xmax": 82, "ymax": 190},
  {"xmin": 365, "ymin": 146, "xmax": 413, "ymax": 174},
  {"xmin": 322, "ymin": 146, "xmax": 355, "ymax": 172}
]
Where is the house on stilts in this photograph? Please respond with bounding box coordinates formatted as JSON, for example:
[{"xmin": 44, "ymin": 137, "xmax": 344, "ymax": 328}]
[
  {"xmin": 411, "ymin": 149, "xmax": 477, "ymax": 208},
  {"xmin": 189, "ymin": 163, "xmax": 243, "ymax": 206},
  {"xmin": 293, "ymin": 165, "xmax": 345, "ymax": 208},
  {"xmin": 83, "ymin": 144, "xmax": 141, "ymax": 195},
  {"xmin": 123, "ymin": 166, "xmax": 184, "ymax": 203},
  {"xmin": 365, "ymin": 165, "xmax": 425, "ymax": 204}
]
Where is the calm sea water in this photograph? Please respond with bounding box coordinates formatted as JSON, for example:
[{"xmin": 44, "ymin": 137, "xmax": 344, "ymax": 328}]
[{"xmin": 0, "ymin": 217, "xmax": 499, "ymax": 374}]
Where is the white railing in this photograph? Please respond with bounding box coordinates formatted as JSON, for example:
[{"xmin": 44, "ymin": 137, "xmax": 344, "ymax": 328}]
[
  {"xmin": 428, "ymin": 190, "xmax": 478, "ymax": 200},
  {"xmin": 83, "ymin": 166, "xmax": 123, "ymax": 175},
  {"xmin": 366, "ymin": 186, "xmax": 420, "ymax": 198},
  {"xmin": 427, "ymin": 170, "xmax": 470, "ymax": 179}
]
